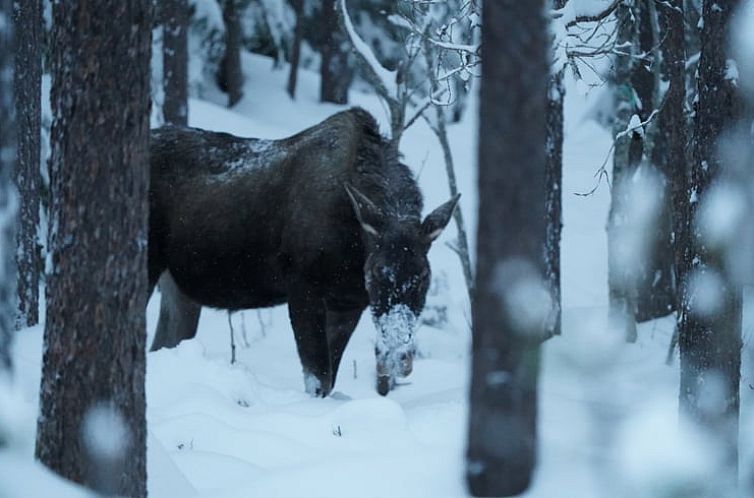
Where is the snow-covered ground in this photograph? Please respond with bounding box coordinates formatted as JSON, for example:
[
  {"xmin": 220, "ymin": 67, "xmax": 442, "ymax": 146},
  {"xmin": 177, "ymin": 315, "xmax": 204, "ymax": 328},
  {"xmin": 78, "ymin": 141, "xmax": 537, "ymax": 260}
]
[{"xmin": 7, "ymin": 52, "xmax": 754, "ymax": 497}]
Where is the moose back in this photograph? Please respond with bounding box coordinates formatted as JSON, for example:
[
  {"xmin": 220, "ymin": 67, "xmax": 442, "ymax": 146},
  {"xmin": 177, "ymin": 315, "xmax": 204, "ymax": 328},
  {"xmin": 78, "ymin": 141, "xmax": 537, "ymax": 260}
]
[{"xmin": 148, "ymin": 108, "xmax": 459, "ymax": 396}]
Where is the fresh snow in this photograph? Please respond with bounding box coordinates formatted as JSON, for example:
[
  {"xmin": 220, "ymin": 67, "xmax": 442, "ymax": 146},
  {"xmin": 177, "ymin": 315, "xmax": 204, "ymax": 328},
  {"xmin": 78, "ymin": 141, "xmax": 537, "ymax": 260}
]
[{"xmin": 6, "ymin": 48, "xmax": 754, "ymax": 498}]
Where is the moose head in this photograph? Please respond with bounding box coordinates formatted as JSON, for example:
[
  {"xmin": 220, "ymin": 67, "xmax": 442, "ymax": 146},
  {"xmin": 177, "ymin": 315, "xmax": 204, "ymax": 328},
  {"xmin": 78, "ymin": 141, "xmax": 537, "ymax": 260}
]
[{"xmin": 345, "ymin": 184, "xmax": 460, "ymax": 395}]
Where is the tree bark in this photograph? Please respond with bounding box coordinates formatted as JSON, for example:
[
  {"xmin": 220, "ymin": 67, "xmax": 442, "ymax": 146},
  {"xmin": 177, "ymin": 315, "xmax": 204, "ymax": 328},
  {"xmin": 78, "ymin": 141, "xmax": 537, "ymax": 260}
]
[
  {"xmin": 0, "ymin": 0, "xmax": 17, "ymax": 373},
  {"xmin": 321, "ymin": 0, "xmax": 352, "ymax": 104},
  {"xmin": 35, "ymin": 1, "xmax": 152, "ymax": 496},
  {"xmin": 12, "ymin": 0, "xmax": 41, "ymax": 330},
  {"xmin": 466, "ymin": 0, "xmax": 547, "ymax": 495},
  {"xmin": 679, "ymin": 0, "xmax": 741, "ymax": 484},
  {"xmin": 287, "ymin": 0, "xmax": 304, "ymax": 99},
  {"xmin": 655, "ymin": 0, "xmax": 688, "ymax": 361},
  {"xmin": 219, "ymin": 0, "xmax": 244, "ymax": 107},
  {"xmin": 546, "ymin": 0, "xmax": 567, "ymax": 337},
  {"xmin": 162, "ymin": 0, "xmax": 189, "ymax": 125}
]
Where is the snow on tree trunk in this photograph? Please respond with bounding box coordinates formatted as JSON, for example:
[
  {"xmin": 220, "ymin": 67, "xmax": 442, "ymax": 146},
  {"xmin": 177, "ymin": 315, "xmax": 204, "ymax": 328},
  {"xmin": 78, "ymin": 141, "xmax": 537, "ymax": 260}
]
[
  {"xmin": 546, "ymin": 0, "xmax": 567, "ymax": 337},
  {"xmin": 321, "ymin": 0, "xmax": 352, "ymax": 104},
  {"xmin": 162, "ymin": 0, "xmax": 189, "ymax": 125},
  {"xmin": 35, "ymin": 1, "xmax": 152, "ymax": 496},
  {"xmin": 679, "ymin": 0, "xmax": 742, "ymax": 485},
  {"xmin": 219, "ymin": 0, "xmax": 243, "ymax": 107},
  {"xmin": 685, "ymin": 0, "xmax": 703, "ymax": 110},
  {"xmin": 12, "ymin": 0, "xmax": 41, "ymax": 330},
  {"xmin": 0, "ymin": 0, "xmax": 18, "ymax": 374},
  {"xmin": 466, "ymin": 0, "xmax": 547, "ymax": 495}
]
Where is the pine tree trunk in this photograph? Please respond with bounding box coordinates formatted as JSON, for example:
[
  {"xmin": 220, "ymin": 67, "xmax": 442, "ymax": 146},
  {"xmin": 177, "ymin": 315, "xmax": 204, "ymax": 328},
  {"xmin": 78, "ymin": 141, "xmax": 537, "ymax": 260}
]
[
  {"xmin": 35, "ymin": 1, "xmax": 152, "ymax": 496},
  {"xmin": 12, "ymin": 0, "xmax": 41, "ymax": 330},
  {"xmin": 0, "ymin": 0, "xmax": 17, "ymax": 373},
  {"xmin": 679, "ymin": 0, "xmax": 741, "ymax": 484},
  {"xmin": 287, "ymin": 0, "xmax": 304, "ymax": 99},
  {"xmin": 634, "ymin": 0, "xmax": 676, "ymax": 322},
  {"xmin": 162, "ymin": 0, "xmax": 189, "ymax": 126},
  {"xmin": 545, "ymin": 0, "xmax": 567, "ymax": 337},
  {"xmin": 607, "ymin": 2, "xmax": 639, "ymax": 342},
  {"xmin": 655, "ymin": 0, "xmax": 688, "ymax": 360},
  {"xmin": 320, "ymin": 0, "xmax": 352, "ymax": 104},
  {"xmin": 467, "ymin": 0, "xmax": 547, "ymax": 495},
  {"xmin": 219, "ymin": 0, "xmax": 244, "ymax": 107}
]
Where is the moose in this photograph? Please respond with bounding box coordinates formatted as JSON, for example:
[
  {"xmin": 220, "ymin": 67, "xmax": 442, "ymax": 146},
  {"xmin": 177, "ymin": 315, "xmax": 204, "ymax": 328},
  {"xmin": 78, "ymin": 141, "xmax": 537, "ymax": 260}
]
[{"xmin": 148, "ymin": 108, "xmax": 459, "ymax": 396}]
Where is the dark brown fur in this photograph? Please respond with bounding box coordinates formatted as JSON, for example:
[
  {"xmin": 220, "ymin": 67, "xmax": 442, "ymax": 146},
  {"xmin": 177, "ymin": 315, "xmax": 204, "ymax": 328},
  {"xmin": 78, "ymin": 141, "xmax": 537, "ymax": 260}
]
[{"xmin": 149, "ymin": 108, "xmax": 457, "ymax": 396}]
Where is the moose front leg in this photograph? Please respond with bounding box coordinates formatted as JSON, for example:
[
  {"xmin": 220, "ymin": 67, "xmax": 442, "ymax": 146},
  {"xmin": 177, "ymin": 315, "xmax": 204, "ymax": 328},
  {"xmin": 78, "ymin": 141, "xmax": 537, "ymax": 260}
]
[
  {"xmin": 288, "ymin": 286, "xmax": 333, "ymax": 397},
  {"xmin": 326, "ymin": 307, "xmax": 364, "ymax": 389}
]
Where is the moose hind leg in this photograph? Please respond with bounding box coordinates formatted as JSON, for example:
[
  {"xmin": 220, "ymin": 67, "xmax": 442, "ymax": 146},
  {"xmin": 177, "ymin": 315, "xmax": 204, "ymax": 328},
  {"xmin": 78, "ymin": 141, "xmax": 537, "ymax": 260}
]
[
  {"xmin": 150, "ymin": 272, "xmax": 202, "ymax": 352},
  {"xmin": 288, "ymin": 285, "xmax": 332, "ymax": 397},
  {"xmin": 326, "ymin": 308, "xmax": 364, "ymax": 389}
]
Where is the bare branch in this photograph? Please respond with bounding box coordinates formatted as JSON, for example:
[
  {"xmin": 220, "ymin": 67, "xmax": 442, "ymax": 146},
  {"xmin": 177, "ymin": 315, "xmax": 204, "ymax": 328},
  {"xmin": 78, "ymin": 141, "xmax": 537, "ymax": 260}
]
[{"xmin": 404, "ymin": 88, "xmax": 448, "ymax": 131}]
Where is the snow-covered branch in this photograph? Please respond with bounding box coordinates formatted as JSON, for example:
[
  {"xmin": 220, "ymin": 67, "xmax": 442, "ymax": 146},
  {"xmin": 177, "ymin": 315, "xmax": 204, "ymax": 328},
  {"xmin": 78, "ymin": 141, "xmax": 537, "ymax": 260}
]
[
  {"xmin": 339, "ymin": 0, "xmax": 397, "ymax": 97},
  {"xmin": 389, "ymin": 12, "xmax": 480, "ymax": 56},
  {"xmin": 555, "ymin": 0, "xmax": 622, "ymax": 29}
]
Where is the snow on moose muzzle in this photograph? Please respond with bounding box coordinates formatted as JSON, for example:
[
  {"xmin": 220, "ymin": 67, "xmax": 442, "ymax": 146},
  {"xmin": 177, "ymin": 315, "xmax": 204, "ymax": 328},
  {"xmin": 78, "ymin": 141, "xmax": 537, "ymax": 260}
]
[{"xmin": 374, "ymin": 304, "xmax": 416, "ymax": 395}]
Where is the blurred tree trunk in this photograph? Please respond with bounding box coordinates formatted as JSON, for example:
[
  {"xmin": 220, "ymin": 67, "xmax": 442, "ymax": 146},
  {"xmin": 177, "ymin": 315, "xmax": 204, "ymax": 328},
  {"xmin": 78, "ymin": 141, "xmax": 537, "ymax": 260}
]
[
  {"xmin": 0, "ymin": 0, "xmax": 17, "ymax": 373},
  {"xmin": 162, "ymin": 0, "xmax": 189, "ymax": 125},
  {"xmin": 12, "ymin": 0, "xmax": 41, "ymax": 329},
  {"xmin": 320, "ymin": 0, "xmax": 352, "ymax": 104},
  {"xmin": 634, "ymin": 0, "xmax": 676, "ymax": 322},
  {"xmin": 35, "ymin": 1, "xmax": 152, "ymax": 496},
  {"xmin": 680, "ymin": 0, "xmax": 741, "ymax": 484},
  {"xmin": 607, "ymin": 2, "xmax": 640, "ymax": 342},
  {"xmin": 545, "ymin": 0, "xmax": 567, "ymax": 337},
  {"xmin": 467, "ymin": 0, "xmax": 547, "ymax": 495},
  {"xmin": 655, "ymin": 0, "xmax": 688, "ymax": 361},
  {"xmin": 287, "ymin": 0, "xmax": 304, "ymax": 98},
  {"xmin": 219, "ymin": 0, "xmax": 244, "ymax": 107}
]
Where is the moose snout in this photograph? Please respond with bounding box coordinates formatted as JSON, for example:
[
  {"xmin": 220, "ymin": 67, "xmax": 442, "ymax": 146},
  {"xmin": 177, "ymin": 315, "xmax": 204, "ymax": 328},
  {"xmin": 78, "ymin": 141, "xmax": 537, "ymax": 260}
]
[{"xmin": 375, "ymin": 350, "xmax": 413, "ymax": 395}]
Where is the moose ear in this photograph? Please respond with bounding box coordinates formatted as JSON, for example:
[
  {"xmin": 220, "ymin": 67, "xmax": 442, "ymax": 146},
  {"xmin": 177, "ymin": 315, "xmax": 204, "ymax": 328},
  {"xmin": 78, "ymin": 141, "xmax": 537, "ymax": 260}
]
[
  {"xmin": 344, "ymin": 183, "xmax": 383, "ymax": 237},
  {"xmin": 422, "ymin": 193, "xmax": 461, "ymax": 242}
]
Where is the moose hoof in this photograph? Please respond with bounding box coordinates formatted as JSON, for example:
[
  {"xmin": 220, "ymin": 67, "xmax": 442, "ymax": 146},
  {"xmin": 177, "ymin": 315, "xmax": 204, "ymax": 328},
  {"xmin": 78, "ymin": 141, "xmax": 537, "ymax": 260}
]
[
  {"xmin": 304, "ymin": 371, "xmax": 332, "ymax": 398},
  {"xmin": 377, "ymin": 375, "xmax": 394, "ymax": 396}
]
